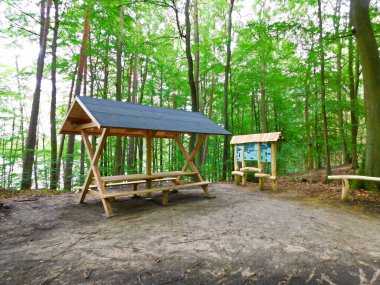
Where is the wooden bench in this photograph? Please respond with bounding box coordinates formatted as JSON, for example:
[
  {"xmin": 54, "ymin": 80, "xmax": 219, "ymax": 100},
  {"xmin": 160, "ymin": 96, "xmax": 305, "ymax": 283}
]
[
  {"xmin": 103, "ymin": 181, "xmax": 211, "ymax": 205},
  {"xmin": 328, "ymin": 175, "xmax": 380, "ymax": 201}
]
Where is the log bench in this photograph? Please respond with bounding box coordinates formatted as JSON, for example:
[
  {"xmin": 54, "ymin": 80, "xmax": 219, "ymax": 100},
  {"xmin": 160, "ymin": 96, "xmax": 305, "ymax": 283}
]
[{"xmin": 328, "ymin": 175, "xmax": 380, "ymax": 201}]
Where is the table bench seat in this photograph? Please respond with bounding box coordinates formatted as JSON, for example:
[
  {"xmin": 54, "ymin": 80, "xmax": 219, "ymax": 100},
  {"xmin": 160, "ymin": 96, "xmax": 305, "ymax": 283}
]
[{"xmin": 102, "ymin": 181, "xmax": 211, "ymax": 206}]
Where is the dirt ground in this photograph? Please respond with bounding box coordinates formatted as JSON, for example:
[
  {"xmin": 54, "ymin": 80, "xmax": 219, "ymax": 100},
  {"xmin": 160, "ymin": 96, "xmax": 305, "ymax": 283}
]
[{"xmin": 1, "ymin": 182, "xmax": 380, "ymax": 285}]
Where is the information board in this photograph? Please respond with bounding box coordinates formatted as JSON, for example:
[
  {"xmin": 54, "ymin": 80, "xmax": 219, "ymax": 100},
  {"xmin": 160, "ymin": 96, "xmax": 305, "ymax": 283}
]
[{"xmin": 237, "ymin": 143, "xmax": 271, "ymax": 163}]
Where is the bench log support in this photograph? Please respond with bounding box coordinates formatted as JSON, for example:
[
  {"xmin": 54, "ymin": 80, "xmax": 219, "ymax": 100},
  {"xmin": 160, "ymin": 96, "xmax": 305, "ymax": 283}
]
[{"xmin": 328, "ymin": 175, "xmax": 380, "ymax": 201}]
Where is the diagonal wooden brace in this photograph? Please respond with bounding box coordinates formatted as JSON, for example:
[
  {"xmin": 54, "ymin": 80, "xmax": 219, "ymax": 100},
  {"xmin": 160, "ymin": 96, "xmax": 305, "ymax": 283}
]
[
  {"xmin": 79, "ymin": 128, "xmax": 114, "ymax": 217},
  {"xmin": 174, "ymin": 135, "xmax": 211, "ymax": 197}
]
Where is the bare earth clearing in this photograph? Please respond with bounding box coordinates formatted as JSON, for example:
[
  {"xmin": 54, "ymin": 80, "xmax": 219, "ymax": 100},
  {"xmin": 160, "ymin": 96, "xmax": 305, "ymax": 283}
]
[{"xmin": 1, "ymin": 182, "xmax": 380, "ymax": 285}]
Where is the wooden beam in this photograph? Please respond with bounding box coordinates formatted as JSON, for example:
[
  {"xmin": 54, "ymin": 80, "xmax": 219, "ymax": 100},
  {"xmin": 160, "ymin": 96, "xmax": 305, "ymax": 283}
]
[
  {"xmin": 103, "ymin": 181, "xmax": 211, "ymax": 198},
  {"xmin": 257, "ymin": 143, "xmax": 264, "ymax": 190},
  {"xmin": 145, "ymin": 131, "xmax": 152, "ymax": 196},
  {"xmin": 233, "ymin": 145, "xmax": 240, "ymax": 185},
  {"xmin": 80, "ymin": 128, "xmax": 114, "ymax": 217},
  {"xmin": 73, "ymin": 121, "xmax": 99, "ymax": 130},
  {"xmin": 328, "ymin": 175, "xmax": 380, "ymax": 182},
  {"xmin": 271, "ymin": 142, "xmax": 278, "ymax": 191},
  {"xmin": 241, "ymin": 144, "xmax": 247, "ymax": 186},
  {"xmin": 174, "ymin": 135, "xmax": 212, "ymax": 197}
]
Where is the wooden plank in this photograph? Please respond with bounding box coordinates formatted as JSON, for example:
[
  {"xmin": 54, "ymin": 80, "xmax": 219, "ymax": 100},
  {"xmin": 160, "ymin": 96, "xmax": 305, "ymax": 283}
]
[
  {"xmin": 232, "ymin": 171, "xmax": 244, "ymax": 176},
  {"xmin": 230, "ymin": 132, "xmax": 284, "ymax": 144},
  {"xmin": 241, "ymin": 167, "xmax": 261, "ymax": 172},
  {"xmin": 328, "ymin": 175, "xmax": 380, "ymax": 182},
  {"xmin": 73, "ymin": 121, "xmax": 99, "ymax": 130},
  {"xmin": 94, "ymin": 172, "xmax": 198, "ymax": 184},
  {"xmin": 103, "ymin": 181, "xmax": 211, "ymax": 198},
  {"xmin": 255, "ymin": 173, "xmax": 276, "ymax": 181}
]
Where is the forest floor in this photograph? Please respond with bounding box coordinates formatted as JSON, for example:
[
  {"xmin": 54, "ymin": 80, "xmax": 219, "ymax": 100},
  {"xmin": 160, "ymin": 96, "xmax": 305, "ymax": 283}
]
[{"xmin": 1, "ymin": 167, "xmax": 380, "ymax": 284}]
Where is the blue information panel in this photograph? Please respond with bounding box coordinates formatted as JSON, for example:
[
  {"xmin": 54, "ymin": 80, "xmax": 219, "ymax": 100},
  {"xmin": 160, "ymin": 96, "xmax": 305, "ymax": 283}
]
[{"xmin": 237, "ymin": 143, "xmax": 271, "ymax": 163}]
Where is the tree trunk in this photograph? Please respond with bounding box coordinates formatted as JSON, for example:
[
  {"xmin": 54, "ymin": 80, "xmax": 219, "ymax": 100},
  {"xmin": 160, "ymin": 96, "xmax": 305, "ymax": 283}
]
[
  {"xmin": 222, "ymin": 0, "xmax": 235, "ymax": 181},
  {"xmin": 348, "ymin": 34, "xmax": 359, "ymax": 170},
  {"xmin": 114, "ymin": 5, "xmax": 124, "ymax": 175},
  {"xmin": 49, "ymin": 0, "xmax": 59, "ymax": 190},
  {"xmin": 305, "ymin": 66, "xmax": 313, "ymax": 170},
  {"xmin": 127, "ymin": 54, "xmax": 138, "ymax": 174},
  {"xmin": 184, "ymin": 0, "xmax": 198, "ymax": 156},
  {"xmin": 21, "ymin": 0, "xmax": 52, "ymax": 189},
  {"xmin": 260, "ymin": 74, "xmax": 268, "ymax": 133},
  {"xmin": 334, "ymin": 0, "xmax": 349, "ymax": 164},
  {"xmin": 317, "ymin": 0, "xmax": 332, "ymax": 176},
  {"xmin": 64, "ymin": 7, "xmax": 91, "ymax": 190},
  {"xmin": 351, "ymin": 0, "xmax": 380, "ymax": 181},
  {"xmin": 192, "ymin": 0, "xmax": 202, "ymax": 168}
]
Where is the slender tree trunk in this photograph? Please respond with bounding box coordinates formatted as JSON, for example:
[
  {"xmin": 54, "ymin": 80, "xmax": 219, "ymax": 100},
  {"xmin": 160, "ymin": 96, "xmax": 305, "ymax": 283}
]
[
  {"xmin": 21, "ymin": 0, "xmax": 52, "ymax": 189},
  {"xmin": 64, "ymin": 7, "xmax": 91, "ymax": 190},
  {"xmin": 313, "ymin": 68, "xmax": 322, "ymax": 169},
  {"xmin": 184, "ymin": 0, "xmax": 198, "ymax": 157},
  {"xmin": 260, "ymin": 75, "xmax": 268, "ymax": 132},
  {"xmin": 317, "ymin": 0, "xmax": 332, "ymax": 176},
  {"xmin": 114, "ymin": 5, "xmax": 124, "ymax": 175},
  {"xmin": 305, "ymin": 66, "xmax": 313, "ymax": 170},
  {"xmin": 128, "ymin": 54, "xmax": 138, "ymax": 174},
  {"xmin": 348, "ymin": 34, "xmax": 359, "ymax": 170},
  {"xmin": 57, "ymin": 63, "xmax": 78, "ymax": 188},
  {"xmin": 222, "ymin": 0, "xmax": 235, "ymax": 181},
  {"xmin": 49, "ymin": 0, "xmax": 59, "ymax": 190},
  {"xmin": 351, "ymin": 0, "xmax": 380, "ymax": 181},
  {"xmin": 334, "ymin": 0, "xmax": 349, "ymax": 164},
  {"xmin": 202, "ymin": 74, "xmax": 215, "ymax": 167}
]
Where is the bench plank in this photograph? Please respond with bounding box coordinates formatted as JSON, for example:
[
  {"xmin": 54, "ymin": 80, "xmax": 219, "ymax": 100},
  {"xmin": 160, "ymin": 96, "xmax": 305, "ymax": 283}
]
[
  {"xmin": 241, "ymin": 167, "xmax": 261, "ymax": 172},
  {"xmin": 98, "ymin": 171, "xmax": 198, "ymax": 183},
  {"xmin": 103, "ymin": 181, "xmax": 210, "ymax": 198},
  {"xmin": 328, "ymin": 175, "xmax": 380, "ymax": 182}
]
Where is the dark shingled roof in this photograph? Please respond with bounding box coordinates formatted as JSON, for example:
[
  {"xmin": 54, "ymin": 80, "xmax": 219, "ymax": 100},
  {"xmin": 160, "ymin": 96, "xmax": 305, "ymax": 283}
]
[{"xmin": 60, "ymin": 96, "xmax": 230, "ymax": 135}]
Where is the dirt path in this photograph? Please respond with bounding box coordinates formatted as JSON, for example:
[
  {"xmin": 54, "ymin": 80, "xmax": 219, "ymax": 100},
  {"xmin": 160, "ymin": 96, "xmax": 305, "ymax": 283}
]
[{"xmin": 1, "ymin": 183, "xmax": 380, "ymax": 284}]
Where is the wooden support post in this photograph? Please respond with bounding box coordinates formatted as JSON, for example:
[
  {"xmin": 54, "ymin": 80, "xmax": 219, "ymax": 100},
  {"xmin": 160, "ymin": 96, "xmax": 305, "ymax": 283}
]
[
  {"xmin": 162, "ymin": 190, "xmax": 169, "ymax": 205},
  {"xmin": 341, "ymin": 178, "xmax": 350, "ymax": 201},
  {"xmin": 257, "ymin": 143, "xmax": 264, "ymax": 190},
  {"xmin": 241, "ymin": 144, "xmax": 247, "ymax": 186},
  {"xmin": 271, "ymin": 142, "xmax": 278, "ymax": 191},
  {"xmin": 80, "ymin": 128, "xmax": 114, "ymax": 217},
  {"xmin": 145, "ymin": 131, "xmax": 152, "ymax": 197},
  {"xmin": 175, "ymin": 135, "xmax": 212, "ymax": 197},
  {"xmin": 234, "ymin": 145, "xmax": 240, "ymax": 185}
]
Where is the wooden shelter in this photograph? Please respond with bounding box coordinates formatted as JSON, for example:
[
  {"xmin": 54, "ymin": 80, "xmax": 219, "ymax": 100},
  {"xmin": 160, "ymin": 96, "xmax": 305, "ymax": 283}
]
[
  {"xmin": 60, "ymin": 96, "xmax": 230, "ymax": 217},
  {"xmin": 230, "ymin": 132, "xmax": 284, "ymax": 190}
]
